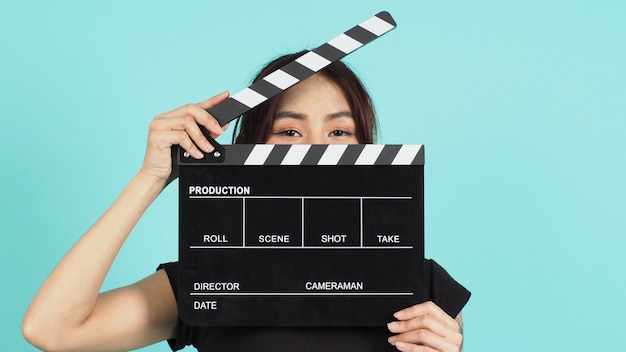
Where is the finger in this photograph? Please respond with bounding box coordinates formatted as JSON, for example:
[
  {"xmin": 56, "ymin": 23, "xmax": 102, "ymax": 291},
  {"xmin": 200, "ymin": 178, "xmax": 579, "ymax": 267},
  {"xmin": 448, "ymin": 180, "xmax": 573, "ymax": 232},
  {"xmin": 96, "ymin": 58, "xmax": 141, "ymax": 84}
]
[
  {"xmin": 196, "ymin": 90, "xmax": 229, "ymax": 110},
  {"xmin": 206, "ymin": 122, "xmax": 230, "ymax": 140},
  {"xmin": 178, "ymin": 103, "xmax": 225, "ymax": 139},
  {"xmin": 394, "ymin": 341, "xmax": 437, "ymax": 352},
  {"xmin": 151, "ymin": 114, "xmax": 216, "ymax": 154},
  {"xmin": 154, "ymin": 91, "xmax": 229, "ymax": 134},
  {"xmin": 388, "ymin": 313, "xmax": 451, "ymax": 337},
  {"xmin": 392, "ymin": 328, "xmax": 461, "ymax": 352},
  {"xmin": 176, "ymin": 106, "xmax": 221, "ymax": 151},
  {"xmin": 393, "ymin": 301, "xmax": 458, "ymax": 331},
  {"xmin": 149, "ymin": 127, "xmax": 203, "ymax": 159},
  {"xmin": 389, "ymin": 316, "xmax": 463, "ymax": 351},
  {"xmin": 167, "ymin": 131, "xmax": 205, "ymax": 159},
  {"xmin": 198, "ymin": 91, "xmax": 230, "ymax": 133}
]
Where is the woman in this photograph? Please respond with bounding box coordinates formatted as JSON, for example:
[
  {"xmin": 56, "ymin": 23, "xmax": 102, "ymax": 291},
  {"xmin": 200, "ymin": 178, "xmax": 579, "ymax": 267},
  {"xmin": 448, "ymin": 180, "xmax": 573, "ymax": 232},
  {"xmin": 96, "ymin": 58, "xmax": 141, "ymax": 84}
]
[{"xmin": 23, "ymin": 52, "xmax": 469, "ymax": 352}]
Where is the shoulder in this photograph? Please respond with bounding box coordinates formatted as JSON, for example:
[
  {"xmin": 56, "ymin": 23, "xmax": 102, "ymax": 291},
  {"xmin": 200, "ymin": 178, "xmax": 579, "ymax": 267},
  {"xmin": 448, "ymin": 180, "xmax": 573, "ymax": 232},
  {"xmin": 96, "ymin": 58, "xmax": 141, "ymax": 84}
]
[{"xmin": 156, "ymin": 262, "xmax": 178, "ymax": 297}]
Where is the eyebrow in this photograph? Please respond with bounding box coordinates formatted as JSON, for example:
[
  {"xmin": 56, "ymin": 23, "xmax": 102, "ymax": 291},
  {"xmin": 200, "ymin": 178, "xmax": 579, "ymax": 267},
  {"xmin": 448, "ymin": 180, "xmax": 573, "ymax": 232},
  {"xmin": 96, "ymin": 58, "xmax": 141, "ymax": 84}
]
[{"xmin": 274, "ymin": 110, "xmax": 353, "ymax": 121}]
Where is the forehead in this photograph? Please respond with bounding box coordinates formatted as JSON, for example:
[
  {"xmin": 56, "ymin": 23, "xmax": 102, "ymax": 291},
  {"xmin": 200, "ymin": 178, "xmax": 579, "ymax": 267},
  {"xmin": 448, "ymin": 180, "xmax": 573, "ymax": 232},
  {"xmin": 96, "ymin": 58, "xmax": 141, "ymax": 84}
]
[{"xmin": 276, "ymin": 73, "xmax": 350, "ymax": 111}]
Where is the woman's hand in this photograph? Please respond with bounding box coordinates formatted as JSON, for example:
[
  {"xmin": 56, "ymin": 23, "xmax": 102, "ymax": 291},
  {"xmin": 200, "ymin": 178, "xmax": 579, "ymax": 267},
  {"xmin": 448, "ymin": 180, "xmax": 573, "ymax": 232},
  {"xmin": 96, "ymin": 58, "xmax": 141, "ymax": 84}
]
[
  {"xmin": 140, "ymin": 91, "xmax": 230, "ymax": 184},
  {"xmin": 387, "ymin": 301, "xmax": 464, "ymax": 352}
]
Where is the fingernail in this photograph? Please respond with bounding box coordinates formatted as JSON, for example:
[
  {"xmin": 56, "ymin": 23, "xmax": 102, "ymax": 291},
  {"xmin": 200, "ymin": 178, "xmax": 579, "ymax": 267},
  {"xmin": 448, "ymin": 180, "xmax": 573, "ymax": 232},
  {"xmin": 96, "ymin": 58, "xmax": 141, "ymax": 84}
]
[
  {"xmin": 388, "ymin": 335, "xmax": 397, "ymax": 345},
  {"xmin": 387, "ymin": 322, "xmax": 399, "ymax": 332},
  {"xmin": 395, "ymin": 341, "xmax": 408, "ymax": 350},
  {"xmin": 209, "ymin": 124, "xmax": 223, "ymax": 136},
  {"xmin": 193, "ymin": 150, "xmax": 204, "ymax": 159},
  {"xmin": 204, "ymin": 141, "xmax": 215, "ymax": 152},
  {"xmin": 393, "ymin": 310, "xmax": 405, "ymax": 319}
]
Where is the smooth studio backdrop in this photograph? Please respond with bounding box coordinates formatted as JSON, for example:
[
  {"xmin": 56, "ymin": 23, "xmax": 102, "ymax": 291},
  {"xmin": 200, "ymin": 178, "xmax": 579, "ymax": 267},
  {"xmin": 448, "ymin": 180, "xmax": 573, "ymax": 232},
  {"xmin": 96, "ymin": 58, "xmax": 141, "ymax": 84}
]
[{"xmin": 2, "ymin": 1, "xmax": 625, "ymax": 350}]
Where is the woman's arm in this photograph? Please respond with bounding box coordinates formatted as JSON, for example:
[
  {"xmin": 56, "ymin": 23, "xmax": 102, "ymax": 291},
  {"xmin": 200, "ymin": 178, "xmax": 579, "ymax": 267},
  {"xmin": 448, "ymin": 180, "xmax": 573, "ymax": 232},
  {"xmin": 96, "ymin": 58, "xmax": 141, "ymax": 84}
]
[
  {"xmin": 387, "ymin": 301, "xmax": 464, "ymax": 352},
  {"xmin": 22, "ymin": 92, "xmax": 229, "ymax": 352}
]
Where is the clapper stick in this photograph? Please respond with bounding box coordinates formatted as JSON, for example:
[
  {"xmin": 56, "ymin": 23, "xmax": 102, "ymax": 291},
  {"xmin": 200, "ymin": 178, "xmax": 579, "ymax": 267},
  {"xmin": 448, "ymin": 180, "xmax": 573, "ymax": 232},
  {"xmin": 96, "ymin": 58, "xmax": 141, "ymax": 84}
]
[{"xmin": 207, "ymin": 11, "xmax": 396, "ymax": 127}]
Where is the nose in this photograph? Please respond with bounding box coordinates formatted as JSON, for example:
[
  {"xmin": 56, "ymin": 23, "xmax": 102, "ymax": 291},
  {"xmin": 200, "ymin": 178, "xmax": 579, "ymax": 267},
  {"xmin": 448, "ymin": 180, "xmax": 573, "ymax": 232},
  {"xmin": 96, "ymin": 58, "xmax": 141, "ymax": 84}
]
[{"xmin": 301, "ymin": 135, "xmax": 326, "ymax": 145}]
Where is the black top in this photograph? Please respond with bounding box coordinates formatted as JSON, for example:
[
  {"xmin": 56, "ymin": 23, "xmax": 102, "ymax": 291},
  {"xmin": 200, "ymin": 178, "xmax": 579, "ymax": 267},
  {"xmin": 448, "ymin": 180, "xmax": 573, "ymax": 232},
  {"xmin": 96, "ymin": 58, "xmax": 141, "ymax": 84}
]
[{"xmin": 157, "ymin": 260, "xmax": 470, "ymax": 352}]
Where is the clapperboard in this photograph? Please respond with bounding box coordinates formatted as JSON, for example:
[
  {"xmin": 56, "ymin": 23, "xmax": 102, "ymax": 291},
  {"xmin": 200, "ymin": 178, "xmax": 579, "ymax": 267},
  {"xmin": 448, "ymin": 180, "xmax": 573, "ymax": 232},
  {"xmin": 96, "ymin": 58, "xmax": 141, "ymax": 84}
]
[{"xmin": 177, "ymin": 11, "xmax": 428, "ymax": 326}]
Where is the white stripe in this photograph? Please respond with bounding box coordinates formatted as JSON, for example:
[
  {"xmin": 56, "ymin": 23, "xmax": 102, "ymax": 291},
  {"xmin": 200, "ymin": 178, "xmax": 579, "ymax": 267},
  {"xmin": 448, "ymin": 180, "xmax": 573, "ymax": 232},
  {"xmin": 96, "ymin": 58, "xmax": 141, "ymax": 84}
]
[
  {"xmin": 231, "ymin": 88, "xmax": 267, "ymax": 108},
  {"xmin": 263, "ymin": 69, "xmax": 299, "ymax": 90},
  {"xmin": 359, "ymin": 16, "xmax": 395, "ymax": 36},
  {"xmin": 280, "ymin": 145, "xmax": 311, "ymax": 165},
  {"xmin": 392, "ymin": 144, "xmax": 422, "ymax": 165},
  {"xmin": 328, "ymin": 33, "xmax": 363, "ymax": 54},
  {"xmin": 244, "ymin": 145, "xmax": 275, "ymax": 165},
  {"xmin": 355, "ymin": 144, "xmax": 385, "ymax": 165},
  {"xmin": 318, "ymin": 144, "xmax": 348, "ymax": 165},
  {"xmin": 296, "ymin": 51, "xmax": 332, "ymax": 72}
]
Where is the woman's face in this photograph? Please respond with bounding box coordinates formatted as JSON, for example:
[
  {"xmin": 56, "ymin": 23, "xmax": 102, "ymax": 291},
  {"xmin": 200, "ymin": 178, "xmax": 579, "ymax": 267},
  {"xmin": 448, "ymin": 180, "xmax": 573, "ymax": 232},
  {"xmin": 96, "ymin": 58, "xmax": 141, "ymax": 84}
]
[{"xmin": 265, "ymin": 74, "xmax": 359, "ymax": 145}]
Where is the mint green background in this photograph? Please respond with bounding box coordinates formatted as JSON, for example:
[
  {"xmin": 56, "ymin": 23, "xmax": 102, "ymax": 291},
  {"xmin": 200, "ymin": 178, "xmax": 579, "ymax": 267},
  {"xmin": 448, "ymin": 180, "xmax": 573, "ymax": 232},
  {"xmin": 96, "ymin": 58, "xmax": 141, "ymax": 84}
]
[{"xmin": 2, "ymin": 1, "xmax": 625, "ymax": 350}]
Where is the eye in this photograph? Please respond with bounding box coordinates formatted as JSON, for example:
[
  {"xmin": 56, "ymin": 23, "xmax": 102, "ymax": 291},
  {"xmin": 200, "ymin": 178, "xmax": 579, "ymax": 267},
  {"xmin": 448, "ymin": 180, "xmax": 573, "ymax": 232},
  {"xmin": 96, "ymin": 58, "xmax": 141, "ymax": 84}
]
[
  {"xmin": 275, "ymin": 129, "xmax": 301, "ymax": 137},
  {"xmin": 329, "ymin": 129, "xmax": 354, "ymax": 137}
]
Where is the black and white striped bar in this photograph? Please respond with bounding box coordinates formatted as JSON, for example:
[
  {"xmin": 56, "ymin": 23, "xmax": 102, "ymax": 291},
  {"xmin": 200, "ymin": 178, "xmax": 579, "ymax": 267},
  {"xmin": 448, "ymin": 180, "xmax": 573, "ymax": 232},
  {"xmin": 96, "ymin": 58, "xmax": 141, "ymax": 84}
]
[
  {"xmin": 180, "ymin": 144, "xmax": 423, "ymax": 166},
  {"xmin": 207, "ymin": 11, "xmax": 396, "ymax": 126}
]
